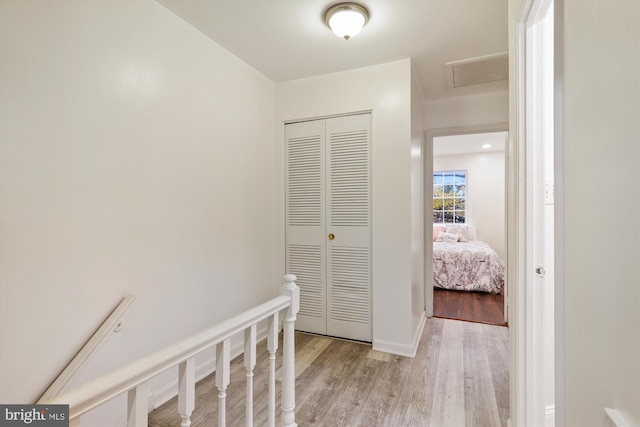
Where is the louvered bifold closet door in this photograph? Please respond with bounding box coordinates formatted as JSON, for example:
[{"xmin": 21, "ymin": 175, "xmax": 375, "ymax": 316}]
[
  {"xmin": 285, "ymin": 120, "xmax": 326, "ymax": 335},
  {"xmin": 326, "ymin": 114, "xmax": 371, "ymax": 342}
]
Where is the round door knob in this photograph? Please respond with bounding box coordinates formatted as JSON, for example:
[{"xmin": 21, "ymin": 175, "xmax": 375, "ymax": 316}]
[{"xmin": 328, "ymin": 233, "xmax": 335, "ymax": 240}]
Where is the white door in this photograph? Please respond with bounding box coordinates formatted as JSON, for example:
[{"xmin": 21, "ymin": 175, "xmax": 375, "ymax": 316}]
[
  {"xmin": 285, "ymin": 114, "xmax": 371, "ymax": 341},
  {"xmin": 515, "ymin": 1, "xmax": 555, "ymax": 425},
  {"xmin": 325, "ymin": 115, "xmax": 371, "ymax": 341},
  {"xmin": 285, "ymin": 119, "xmax": 326, "ymax": 335}
]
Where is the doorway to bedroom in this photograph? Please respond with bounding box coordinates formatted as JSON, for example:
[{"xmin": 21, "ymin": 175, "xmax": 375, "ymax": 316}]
[{"xmin": 430, "ymin": 130, "xmax": 508, "ymax": 326}]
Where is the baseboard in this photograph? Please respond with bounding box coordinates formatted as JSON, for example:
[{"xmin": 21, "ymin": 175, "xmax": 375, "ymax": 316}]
[
  {"xmin": 604, "ymin": 408, "xmax": 630, "ymax": 427},
  {"xmin": 150, "ymin": 323, "xmax": 270, "ymax": 410},
  {"xmin": 410, "ymin": 314, "xmax": 427, "ymax": 357},
  {"xmin": 372, "ymin": 314, "xmax": 426, "ymax": 358},
  {"xmin": 545, "ymin": 405, "xmax": 555, "ymax": 427}
]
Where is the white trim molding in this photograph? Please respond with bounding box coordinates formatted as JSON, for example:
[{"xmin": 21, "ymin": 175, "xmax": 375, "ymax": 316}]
[
  {"xmin": 552, "ymin": 1, "xmax": 565, "ymax": 425},
  {"xmin": 545, "ymin": 405, "xmax": 555, "ymax": 427},
  {"xmin": 604, "ymin": 408, "xmax": 630, "ymax": 427},
  {"xmin": 37, "ymin": 295, "xmax": 137, "ymax": 403},
  {"xmin": 510, "ymin": 0, "xmax": 560, "ymax": 425},
  {"xmin": 373, "ymin": 314, "xmax": 426, "ymax": 358},
  {"xmin": 424, "ymin": 123, "xmax": 509, "ymax": 320}
]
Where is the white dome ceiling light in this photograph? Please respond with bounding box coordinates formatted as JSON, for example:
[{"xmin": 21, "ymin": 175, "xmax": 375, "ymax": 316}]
[{"xmin": 324, "ymin": 3, "xmax": 369, "ymax": 41}]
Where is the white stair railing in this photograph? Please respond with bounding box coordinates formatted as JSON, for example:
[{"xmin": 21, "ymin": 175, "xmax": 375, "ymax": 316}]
[
  {"xmin": 37, "ymin": 295, "xmax": 137, "ymax": 403},
  {"xmin": 44, "ymin": 275, "xmax": 300, "ymax": 427}
]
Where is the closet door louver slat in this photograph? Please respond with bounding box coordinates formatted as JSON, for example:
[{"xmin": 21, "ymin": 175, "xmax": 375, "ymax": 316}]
[
  {"xmin": 287, "ymin": 135, "xmax": 322, "ymax": 227},
  {"xmin": 285, "ymin": 120, "xmax": 326, "ymax": 335},
  {"xmin": 328, "ymin": 130, "xmax": 370, "ymax": 228},
  {"xmin": 285, "ymin": 114, "xmax": 371, "ymax": 342},
  {"xmin": 326, "ymin": 115, "xmax": 372, "ymax": 341},
  {"xmin": 328, "ymin": 246, "xmax": 370, "ymax": 324},
  {"xmin": 287, "ymin": 244, "xmax": 324, "ymax": 319}
]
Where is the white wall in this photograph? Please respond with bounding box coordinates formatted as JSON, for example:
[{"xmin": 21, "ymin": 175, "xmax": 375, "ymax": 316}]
[
  {"xmin": 424, "ymin": 91, "xmax": 509, "ymax": 130},
  {"xmin": 411, "ymin": 64, "xmax": 426, "ymax": 340},
  {"xmin": 560, "ymin": 0, "xmax": 640, "ymax": 425},
  {"xmin": 0, "ymin": 0, "xmax": 276, "ymax": 412},
  {"xmin": 276, "ymin": 60, "xmax": 421, "ymax": 355},
  {"xmin": 433, "ymin": 151, "xmax": 506, "ymax": 259}
]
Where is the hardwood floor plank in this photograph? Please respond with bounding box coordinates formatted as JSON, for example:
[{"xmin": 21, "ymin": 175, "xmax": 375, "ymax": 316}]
[
  {"xmin": 309, "ymin": 353, "xmax": 379, "ymax": 425},
  {"xmin": 393, "ymin": 318, "xmax": 443, "ymax": 426},
  {"xmin": 295, "ymin": 339, "xmax": 368, "ymax": 425},
  {"xmin": 484, "ymin": 324, "xmax": 511, "ymax": 426},
  {"xmin": 341, "ymin": 347, "xmax": 398, "ymax": 426},
  {"xmin": 275, "ymin": 334, "xmax": 332, "ymax": 381},
  {"xmin": 462, "ymin": 322, "xmax": 502, "ymax": 427},
  {"xmin": 350, "ymin": 364, "xmax": 391, "ymax": 424},
  {"xmin": 430, "ymin": 319, "xmax": 466, "ymax": 427},
  {"xmin": 148, "ymin": 318, "xmax": 509, "ymax": 427}
]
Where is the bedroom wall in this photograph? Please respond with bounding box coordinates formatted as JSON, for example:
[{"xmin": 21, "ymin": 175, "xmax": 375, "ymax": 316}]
[
  {"xmin": 275, "ymin": 60, "xmax": 422, "ymax": 355},
  {"xmin": 433, "ymin": 151, "xmax": 506, "ymax": 259},
  {"xmin": 559, "ymin": 0, "xmax": 640, "ymax": 425},
  {"xmin": 0, "ymin": 0, "xmax": 276, "ymax": 416}
]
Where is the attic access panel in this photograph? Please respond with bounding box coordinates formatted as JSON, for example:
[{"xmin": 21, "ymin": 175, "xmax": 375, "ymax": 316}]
[{"xmin": 445, "ymin": 52, "xmax": 509, "ymax": 89}]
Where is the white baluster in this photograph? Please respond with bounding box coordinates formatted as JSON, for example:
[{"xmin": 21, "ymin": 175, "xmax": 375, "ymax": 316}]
[
  {"xmin": 216, "ymin": 339, "xmax": 230, "ymax": 427},
  {"xmin": 244, "ymin": 324, "xmax": 257, "ymax": 427},
  {"xmin": 178, "ymin": 358, "xmax": 195, "ymax": 427},
  {"xmin": 126, "ymin": 381, "xmax": 149, "ymax": 427},
  {"xmin": 267, "ymin": 311, "xmax": 279, "ymax": 427},
  {"xmin": 280, "ymin": 274, "xmax": 299, "ymax": 427}
]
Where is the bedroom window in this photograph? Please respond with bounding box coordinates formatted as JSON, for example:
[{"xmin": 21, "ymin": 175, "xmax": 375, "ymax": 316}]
[{"xmin": 433, "ymin": 170, "xmax": 466, "ymax": 223}]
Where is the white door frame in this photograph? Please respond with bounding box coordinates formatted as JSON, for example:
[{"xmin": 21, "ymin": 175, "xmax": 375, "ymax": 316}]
[
  {"xmin": 552, "ymin": 1, "xmax": 565, "ymax": 423},
  {"xmin": 510, "ymin": 0, "xmax": 562, "ymax": 425},
  {"xmin": 424, "ymin": 123, "xmax": 509, "ymax": 318}
]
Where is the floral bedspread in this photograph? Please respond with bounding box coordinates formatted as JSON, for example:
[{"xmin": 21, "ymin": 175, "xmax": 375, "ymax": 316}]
[{"xmin": 433, "ymin": 240, "xmax": 505, "ymax": 294}]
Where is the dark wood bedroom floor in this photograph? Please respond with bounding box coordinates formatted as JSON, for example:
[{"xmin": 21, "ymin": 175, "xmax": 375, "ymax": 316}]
[{"xmin": 433, "ymin": 288, "xmax": 506, "ymax": 326}]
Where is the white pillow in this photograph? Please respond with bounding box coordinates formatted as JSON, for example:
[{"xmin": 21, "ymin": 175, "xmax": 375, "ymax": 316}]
[
  {"xmin": 436, "ymin": 231, "xmax": 460, "ymax": 242},
  {"xmin": 445, "ymin": 224, "xmax": 477, "ymax": 241},
  {"xmin": 432, "ymin": 225, "xmax": 446, "ymax": 241}
]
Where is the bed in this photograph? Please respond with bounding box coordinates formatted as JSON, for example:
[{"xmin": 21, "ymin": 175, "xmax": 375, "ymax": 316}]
[{"xmin": 433, "ymin": 224, "xmax": 505, "ymax": 294}]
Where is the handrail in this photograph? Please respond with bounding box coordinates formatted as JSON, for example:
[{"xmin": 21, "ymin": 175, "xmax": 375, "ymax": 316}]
[
  {"xmin": 45, "ymin": 294, "xmax": 292, "ymax": 421},
  {"xmin": 37, "ymin": 295, "xmax": 137, "ymax": 403}
]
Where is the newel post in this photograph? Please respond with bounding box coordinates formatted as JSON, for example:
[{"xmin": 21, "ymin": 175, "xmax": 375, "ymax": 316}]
[{"xmin": 280, "ymin": 274, "xmax": 299, "ymax": 427}]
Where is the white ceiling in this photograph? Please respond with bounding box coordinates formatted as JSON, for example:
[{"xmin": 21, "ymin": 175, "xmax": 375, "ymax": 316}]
[
  {"xmin": 433, "ymin": 131, "xmax": 507, "ymax": 156},
  {"xmin": 157, "ymin": 0, "xmax": 508, "ymax": 100}
]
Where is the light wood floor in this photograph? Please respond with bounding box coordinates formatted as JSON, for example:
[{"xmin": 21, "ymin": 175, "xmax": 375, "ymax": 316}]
[{"xmin": 149, "ymin": 318, "xmax": 509, "ymax": 427}]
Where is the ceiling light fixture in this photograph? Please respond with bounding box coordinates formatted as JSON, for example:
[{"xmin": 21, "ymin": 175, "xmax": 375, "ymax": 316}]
[
  {"xmin": 324, "ymin": 2, "xmax": 369, "ymax": 40},
  {"xmin": 482, "ymin": 144, "xmax": 492, "ymax": 149}
]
